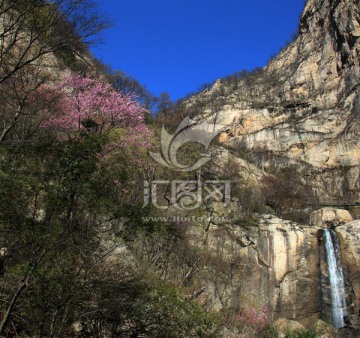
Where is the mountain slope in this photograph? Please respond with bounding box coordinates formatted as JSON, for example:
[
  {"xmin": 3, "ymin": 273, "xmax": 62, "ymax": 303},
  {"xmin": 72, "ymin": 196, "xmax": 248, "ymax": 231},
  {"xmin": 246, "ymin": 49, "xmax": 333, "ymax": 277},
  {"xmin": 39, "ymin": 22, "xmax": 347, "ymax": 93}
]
[{"xmin": 188, "ymin": 0, "xmax": 360, "ymax": 201}]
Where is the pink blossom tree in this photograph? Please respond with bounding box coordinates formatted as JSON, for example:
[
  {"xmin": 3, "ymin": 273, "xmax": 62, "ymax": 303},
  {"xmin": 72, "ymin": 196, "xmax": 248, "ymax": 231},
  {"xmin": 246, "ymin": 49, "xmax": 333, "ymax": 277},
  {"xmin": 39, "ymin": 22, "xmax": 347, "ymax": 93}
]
[
  {"xmin": 42, "ymin": 73, "xmax": 151, "ymax": 148},
  {"xmin": 231, "ymin": 307, "xmax": 272, "ymax": 336}
]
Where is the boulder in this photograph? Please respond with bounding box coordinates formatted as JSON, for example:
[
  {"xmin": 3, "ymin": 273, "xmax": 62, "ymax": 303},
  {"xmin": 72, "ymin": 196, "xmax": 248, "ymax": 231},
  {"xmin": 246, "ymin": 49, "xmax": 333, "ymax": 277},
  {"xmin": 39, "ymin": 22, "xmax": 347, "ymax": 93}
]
[
  {"xmin": 311, "ymin": 319, "xmax": 337, "ymax": 338},
  {"xmin": 310, "ymin": 208, "xmax": 353, "ymax": 228},
  {"xmin": 273, "ymin": 318, "xmax": 306, "ymax": 336}
]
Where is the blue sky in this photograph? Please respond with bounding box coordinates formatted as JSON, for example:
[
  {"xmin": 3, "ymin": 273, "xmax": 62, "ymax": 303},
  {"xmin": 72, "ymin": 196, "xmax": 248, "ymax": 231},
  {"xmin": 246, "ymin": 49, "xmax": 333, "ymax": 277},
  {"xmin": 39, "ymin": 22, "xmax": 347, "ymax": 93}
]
[{"xmin": 93, "ymin": 0, "xmax": 305, "ymax": 101}]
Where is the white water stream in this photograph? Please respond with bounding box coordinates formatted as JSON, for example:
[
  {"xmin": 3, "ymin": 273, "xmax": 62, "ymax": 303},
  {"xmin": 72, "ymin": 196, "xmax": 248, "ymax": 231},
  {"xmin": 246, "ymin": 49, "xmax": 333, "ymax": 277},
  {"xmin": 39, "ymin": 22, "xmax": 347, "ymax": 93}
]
[{"xmin": 323, "ymin": 229, "xmax": 347, "ymax": 328}]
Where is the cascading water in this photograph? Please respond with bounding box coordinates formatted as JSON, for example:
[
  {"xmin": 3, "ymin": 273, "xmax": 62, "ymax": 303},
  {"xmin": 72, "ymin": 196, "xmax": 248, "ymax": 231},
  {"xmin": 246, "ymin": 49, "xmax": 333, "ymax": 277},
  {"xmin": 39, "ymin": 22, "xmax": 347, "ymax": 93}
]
[{"xmin": 323, "ymin": 229, "xmax": 347, "ymax": 328}]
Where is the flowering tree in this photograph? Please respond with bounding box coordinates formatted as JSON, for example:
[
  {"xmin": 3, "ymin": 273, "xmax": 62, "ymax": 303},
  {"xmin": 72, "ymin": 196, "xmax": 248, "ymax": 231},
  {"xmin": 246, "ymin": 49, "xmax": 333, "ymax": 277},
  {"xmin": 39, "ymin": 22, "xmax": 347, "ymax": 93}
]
[
  {"xmin": 42, "ymin": 73, "xmax": 151, "ymax": 148},
  {"xmin": 231, "ymin": 307, "xmax": 272, "ymax": 336},
  {"xmin": 0, "ymin": 74, "xmax": 153, "ymax": 335}
]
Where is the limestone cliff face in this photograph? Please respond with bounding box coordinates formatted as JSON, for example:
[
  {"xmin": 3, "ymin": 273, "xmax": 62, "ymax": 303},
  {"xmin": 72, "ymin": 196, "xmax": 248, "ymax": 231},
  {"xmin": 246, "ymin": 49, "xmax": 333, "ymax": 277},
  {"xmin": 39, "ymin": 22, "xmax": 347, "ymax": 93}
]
[
  {"xmin": 337, "ymin": 219, "xmax": 360, "ymax": 326},
  {"xmin": 185, "ymin": 208, "xmax": 360, "ymax": 329},
  {"xmin": 164, "ymin": 0, "xmax": 360, "ymax": 330},
  {"xmin": 198, "ymin": 216, "xmax": 320, "ymax": 323},
  {"xmin": 189, "ymin": 0, "xmax": 360, "ymax": 200}
]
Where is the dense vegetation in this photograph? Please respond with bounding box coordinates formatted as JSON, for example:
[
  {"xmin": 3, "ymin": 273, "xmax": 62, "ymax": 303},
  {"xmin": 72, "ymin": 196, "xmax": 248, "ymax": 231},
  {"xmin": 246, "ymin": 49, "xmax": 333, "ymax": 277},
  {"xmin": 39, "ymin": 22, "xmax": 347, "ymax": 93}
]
[
  {"xmin": 0, "ymin": 1, "xmax": 217, "ymax": 336},
  {"xmin": 0, "ymin": 1, "xmax": 327, "ymax": 337}
]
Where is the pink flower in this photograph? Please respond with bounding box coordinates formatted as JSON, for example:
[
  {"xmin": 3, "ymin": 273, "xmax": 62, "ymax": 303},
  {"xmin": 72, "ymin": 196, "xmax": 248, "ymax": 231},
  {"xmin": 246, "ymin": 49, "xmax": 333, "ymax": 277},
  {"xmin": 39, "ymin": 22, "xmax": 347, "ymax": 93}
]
[{"xmin": 42, "ymin": 73, "xmax": 152, "ymax": 150}]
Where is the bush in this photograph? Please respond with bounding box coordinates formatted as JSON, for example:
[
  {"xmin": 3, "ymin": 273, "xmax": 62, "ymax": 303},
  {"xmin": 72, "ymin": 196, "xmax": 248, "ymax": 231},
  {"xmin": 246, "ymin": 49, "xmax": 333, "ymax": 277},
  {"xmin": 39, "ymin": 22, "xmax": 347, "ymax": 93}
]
[
  {"xmin": 262, "ymin": 324, "xmax": 317, "ymax": 338},
  {"xmin": 227, "ymin": 307, "xmax": 272, "ymax": 337},
  {"xmin": 261, "ymin": 166, "xmax": 314, "ymax": 217},
  {"xmin": 284, "ymin": 327, "xmax": 317, "ymax": 338}
]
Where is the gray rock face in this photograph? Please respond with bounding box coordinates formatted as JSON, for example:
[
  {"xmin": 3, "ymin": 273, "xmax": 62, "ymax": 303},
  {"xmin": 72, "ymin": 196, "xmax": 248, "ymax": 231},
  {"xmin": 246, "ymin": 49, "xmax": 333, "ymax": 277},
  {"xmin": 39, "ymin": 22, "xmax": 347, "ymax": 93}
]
[
  {"xmin": 337, "ymin": 220, "xmax": 360, "ymax": 329},
  {"xmin": 184, "ymin": 208, "xmax": 359, "ymax": 329},
  {"xmin": 310, "ymin": 208, "xmax": 353, "ymax": 228},
  {"xmin": 172, "ymin": 0, "xmax": 360, "ymax": 331},
  {"xmin": 188, "ymin": 0, "xmax": 360, "ymax": 200},
  {"xmin": 189, "ymin": 215, "xmax": 320, "ymax": 324}
]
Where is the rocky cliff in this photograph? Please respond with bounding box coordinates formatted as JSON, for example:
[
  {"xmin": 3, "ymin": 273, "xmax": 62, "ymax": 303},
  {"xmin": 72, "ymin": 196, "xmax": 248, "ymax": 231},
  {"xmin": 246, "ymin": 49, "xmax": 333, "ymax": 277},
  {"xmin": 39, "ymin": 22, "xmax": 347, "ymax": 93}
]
[
  {"xmin": 188, "ymin": 0, "xmax": 360, "ymax": 201},
  {"xmin": 180, "ymin": 207, "xmax": 360, "ymax": 331},
  {"xmin": 161, "ymin": 0, "xmax": 360, "ymax": 332}
]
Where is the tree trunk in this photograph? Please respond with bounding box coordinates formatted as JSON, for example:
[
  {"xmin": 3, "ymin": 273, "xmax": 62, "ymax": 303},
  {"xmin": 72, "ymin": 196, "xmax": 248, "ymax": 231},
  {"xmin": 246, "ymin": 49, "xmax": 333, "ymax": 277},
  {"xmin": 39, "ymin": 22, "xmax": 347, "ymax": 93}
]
[{"xmin": 0, "ymin": 272, "xmax": 31, "ymax": 335}]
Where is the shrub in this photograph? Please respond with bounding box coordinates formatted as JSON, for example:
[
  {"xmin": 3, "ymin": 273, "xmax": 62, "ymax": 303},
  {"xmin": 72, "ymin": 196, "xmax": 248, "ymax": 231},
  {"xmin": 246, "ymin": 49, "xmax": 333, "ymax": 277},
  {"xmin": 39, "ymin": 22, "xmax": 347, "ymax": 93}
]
[
  {"xmin": 229, "ymin": 307, "xmax": 272, "ymax": 336},
  {"xmin": 261, "ymin": 166, "xmax": 314, "ymax": 216}
]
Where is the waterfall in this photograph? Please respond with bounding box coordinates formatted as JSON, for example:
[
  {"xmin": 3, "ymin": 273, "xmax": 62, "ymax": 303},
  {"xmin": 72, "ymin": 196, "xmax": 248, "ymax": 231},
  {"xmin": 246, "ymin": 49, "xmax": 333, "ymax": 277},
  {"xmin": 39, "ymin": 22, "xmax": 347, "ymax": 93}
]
[{"xmin": 323, "ymin": 229, "xmax": 347, "ymax": 328}]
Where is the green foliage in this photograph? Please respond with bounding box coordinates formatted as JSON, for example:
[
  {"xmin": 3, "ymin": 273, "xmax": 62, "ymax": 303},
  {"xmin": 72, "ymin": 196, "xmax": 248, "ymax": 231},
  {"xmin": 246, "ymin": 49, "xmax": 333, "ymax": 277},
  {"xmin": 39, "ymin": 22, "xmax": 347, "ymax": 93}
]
[
  {"xmin": 0, "ymin": 115, "xmax": 221, "ymax": 337},
  {"xmin": 176, "ymin": 142, "xmax": 205, "ymax": 167},
  {"xmin": 262, "ymin": 324, "xmax": 279, "ymax": 338},
  {"xmin": 125, "ymin": 282, "xmax": 218, "ymax": 338},
  {"xmin": 261, "ymin": 324, "xmax": 317, "ymax": 338},
  {"xmin": 57, "ymin": 46, "xmax": 80, "ymax": 71},
  {"xmin": 0, "ymin": 132, "xmax": 134, "ymax": 334},
  {"xmin": 284, "ymin": 326, "xmax": 317, "ymax": 338}
]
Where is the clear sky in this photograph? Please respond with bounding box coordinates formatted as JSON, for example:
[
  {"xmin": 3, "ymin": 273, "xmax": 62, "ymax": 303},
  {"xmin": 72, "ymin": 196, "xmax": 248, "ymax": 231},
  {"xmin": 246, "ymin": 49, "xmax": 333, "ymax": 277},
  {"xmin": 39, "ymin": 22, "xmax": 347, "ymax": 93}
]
[{"xmin": 93, "ymin": 0, "xmax": 305, "ymax": 101}]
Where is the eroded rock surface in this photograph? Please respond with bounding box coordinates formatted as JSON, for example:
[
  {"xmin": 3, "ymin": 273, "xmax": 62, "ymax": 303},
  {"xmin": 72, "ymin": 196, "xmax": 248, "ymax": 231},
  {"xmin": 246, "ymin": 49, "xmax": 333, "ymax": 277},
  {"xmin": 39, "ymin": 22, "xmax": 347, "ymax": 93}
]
[
  {"xmin": 183, "ymin": 208, "xmax": 359, "ymax": 329},
  {"xmin": 188, "ymin": 0, "xmax": 360, "ymax": 200}
]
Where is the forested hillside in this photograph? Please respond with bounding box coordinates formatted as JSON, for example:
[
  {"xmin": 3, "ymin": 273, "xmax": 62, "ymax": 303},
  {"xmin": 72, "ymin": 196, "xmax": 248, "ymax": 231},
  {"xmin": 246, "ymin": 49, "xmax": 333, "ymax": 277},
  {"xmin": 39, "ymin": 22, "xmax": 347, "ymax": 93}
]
[
  {"xmin": 1, "ymin": 0, "xmax": 360, "ymax": 337},
  {"xmin": 0, "ymin": 1, "xmax": 220, "ymax": 337}
]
